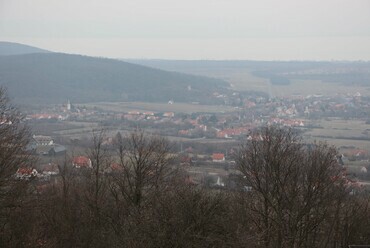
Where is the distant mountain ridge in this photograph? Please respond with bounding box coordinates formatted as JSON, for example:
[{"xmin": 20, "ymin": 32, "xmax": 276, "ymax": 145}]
[
  {"xmin": 0, "ymin": 41, "xmax": 50, "ymax": 56},
  {"xmin": 0, "ymin": 51, "xmax": 228, "ymax": 105}
]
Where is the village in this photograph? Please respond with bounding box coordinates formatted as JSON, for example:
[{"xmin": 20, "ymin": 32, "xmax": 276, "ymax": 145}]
[{"xmin": 18, "ymin": 91, "xmax": 370, "ymax": 189}]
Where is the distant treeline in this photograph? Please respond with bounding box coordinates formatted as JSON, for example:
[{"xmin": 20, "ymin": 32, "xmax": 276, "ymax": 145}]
[{"xmin": 252, "ymin": 70, "xmax": 291, "ymax": 85}]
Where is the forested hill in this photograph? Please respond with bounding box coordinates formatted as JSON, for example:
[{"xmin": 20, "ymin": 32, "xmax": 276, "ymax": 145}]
[
  {"xmin": 0, "ymin": 41, "xmax": 50, "ymax": 56},
  {"xmin": 0, "ymin": 53, "xmax": 228, "ymax": 104}
]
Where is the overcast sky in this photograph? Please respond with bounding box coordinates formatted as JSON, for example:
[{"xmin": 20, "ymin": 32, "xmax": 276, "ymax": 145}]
[{"xmin": 1, "ymin": 0, "xmax": 370, "ymax": 60}]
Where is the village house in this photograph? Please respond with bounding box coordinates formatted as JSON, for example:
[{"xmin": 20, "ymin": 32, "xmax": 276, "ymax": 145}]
[
  {"xmin": 178, "ymin": 130, "xmax": 190, "ymax": 136},
  {"xmin": 28, "ymin": 135, "xmax": 66, "ymax": 156},
  {"xmin": 163, "ymin": 112, "xmax": 175, "ymax": 118},
  {"xmin": 216, "ymin": 127, "xmax": 250, "ymax": 138},
  {"xmin": 40, "ymin": 163, "xmax": 60, "ymax": 176},
  {"xmin": 128, "ymin": 111, "xmax": 141, "ymax": 115},
  {"xmin": 212, "ymin": 153, "xmax": 225, "ymax": 162},
  {"xmin": 72, "ymin": 156, "xmax": 92, "ymax": 168},
  {"xmin": 28, "ymin": 114, "xmax": 63, "ymax": 121},
  {"xmin": 16, "ymin": 167, "xmax": 38, "ymax": 180},
  {"xmin": 143, "ymin": 111, "xmax": 155, "ymax": 116},
  {"xmin": 104, "ymin": 163, "xmax": 124, "ymax": 174},
  {"xmin": 345, "ymin": 149, "xmax": 369, "ymax": 160},
  {"xmin": 33, "ymin": 135, "xmax": 54, "ymax": 146},
  {"xmin": 35, "ymin": 144, "xmax": 66, "ymax": 156}
]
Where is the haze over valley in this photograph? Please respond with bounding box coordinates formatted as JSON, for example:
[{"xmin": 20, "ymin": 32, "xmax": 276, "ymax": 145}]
[{"xmin": 1, "ymin": 0, "xmax": 370, "ymax": 246}]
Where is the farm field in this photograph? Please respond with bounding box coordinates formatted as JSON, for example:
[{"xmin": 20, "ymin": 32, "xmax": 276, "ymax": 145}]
[
  {"xmin": 268, "ymin": 79, "xmax": 370, "ymax": 97},
  {"xmin": 226, "ymin": 71, "xmax": 370, "ymax": 97},
  {"xmin": 82, "ymin": 101, "xmax": 237, "ymax": 114},
  {"xmin": 303, "ymin": 118, "xmax": 370, "ymax": 151},
  {"xmin": 142, "ymin": 63, "xmax": 370, "ymax": 97},
  {"xmin": 305, "ymin": 119, "xmax": 370, "ymax": 139},
  {"xmin": 304, "ymin": 136, "xmax": 370, "ymax": 151}
]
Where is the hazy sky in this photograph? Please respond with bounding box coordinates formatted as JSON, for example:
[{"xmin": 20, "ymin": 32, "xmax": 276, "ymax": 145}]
[{"xmin": 1, "ymin": 0, "xmax": 370, "ymax": 60}]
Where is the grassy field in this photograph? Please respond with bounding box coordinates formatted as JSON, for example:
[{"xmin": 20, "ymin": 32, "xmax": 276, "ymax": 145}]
[
  {"xmin": 228, "ymin": 72, "xmax": 370, "ymax": 97},
  {"xmin": 306, "ymin": 119, "xmax": 370, "ymax": 138},
  {"xmin": 190, "ymin": 67, "xmax": 370, "ymax": 97},
  {"xmin": 269, "ymin": 79, "xmax": 370, "ymax": 97},
  {"xmin": 82, "ymin": 102, "xmax": 236, "ymax": 114},
  {"xmin": 303, "ymin": 119, "xmax": 370, "ymax": 151},
  {"xmin": 304, "ymin": 136, "xmax": 370, "ymax": 151},
  {"xmin": 115, "ymin": 60, "xmax": 370, "ymax": 99}
]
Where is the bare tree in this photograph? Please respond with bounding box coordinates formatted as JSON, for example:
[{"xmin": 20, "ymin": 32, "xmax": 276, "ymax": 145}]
[
  {"xmin": 339, "ymin": 192, "xmax": 370, "ymax": 247},
  {"xmin": 75, "ymin": 129, "xmax": 112, "ymax": 247},
  {"xmin": 0, "ymin": 87, "xmax": 32, "ymax": 246},
  {"xmin": 86, "ymin": 130, "xmax": 111, "ymax": 219},
  {"xmin": 106, "ymin": 131, "xmax": 174, "ymax": 245},
  {"xmin": 0, "ymin": 87, "xmax": 30, "ymax": 187},
  {"xmin": 112, "ymin": 131, "xmax": 173, "ymax": 208},
  {"xmin": 236, "ymin": 126, "xmax": 347, "ymax": 248}
]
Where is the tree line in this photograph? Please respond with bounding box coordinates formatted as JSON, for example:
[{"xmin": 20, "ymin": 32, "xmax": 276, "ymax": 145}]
[{"xmin": 1, "ymin": 87, "xmax": 370, "ymax": 247}]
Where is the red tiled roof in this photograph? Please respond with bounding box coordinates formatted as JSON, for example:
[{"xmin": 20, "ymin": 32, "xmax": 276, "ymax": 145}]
[
  {"xmin": 17, "ymin": 167, "xmax": 34, "ymax": 175},
  {"xmin": 43, "ymin": 163, "xmax": 59, "ymax": 173},
  {"xmin": 212, "ymin": 153, "xmax": 225, "ymax": 161},
  {"xmin": 72, "ymin": 156, "xmax": 91, "ymax": 167},
  {"xmin": 111, "ymin": 163, "xmax": 123, "ymax": 171},
  {"xmin": 345, "ymin": 149, "xmax": 368, "ymax": 157}
]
